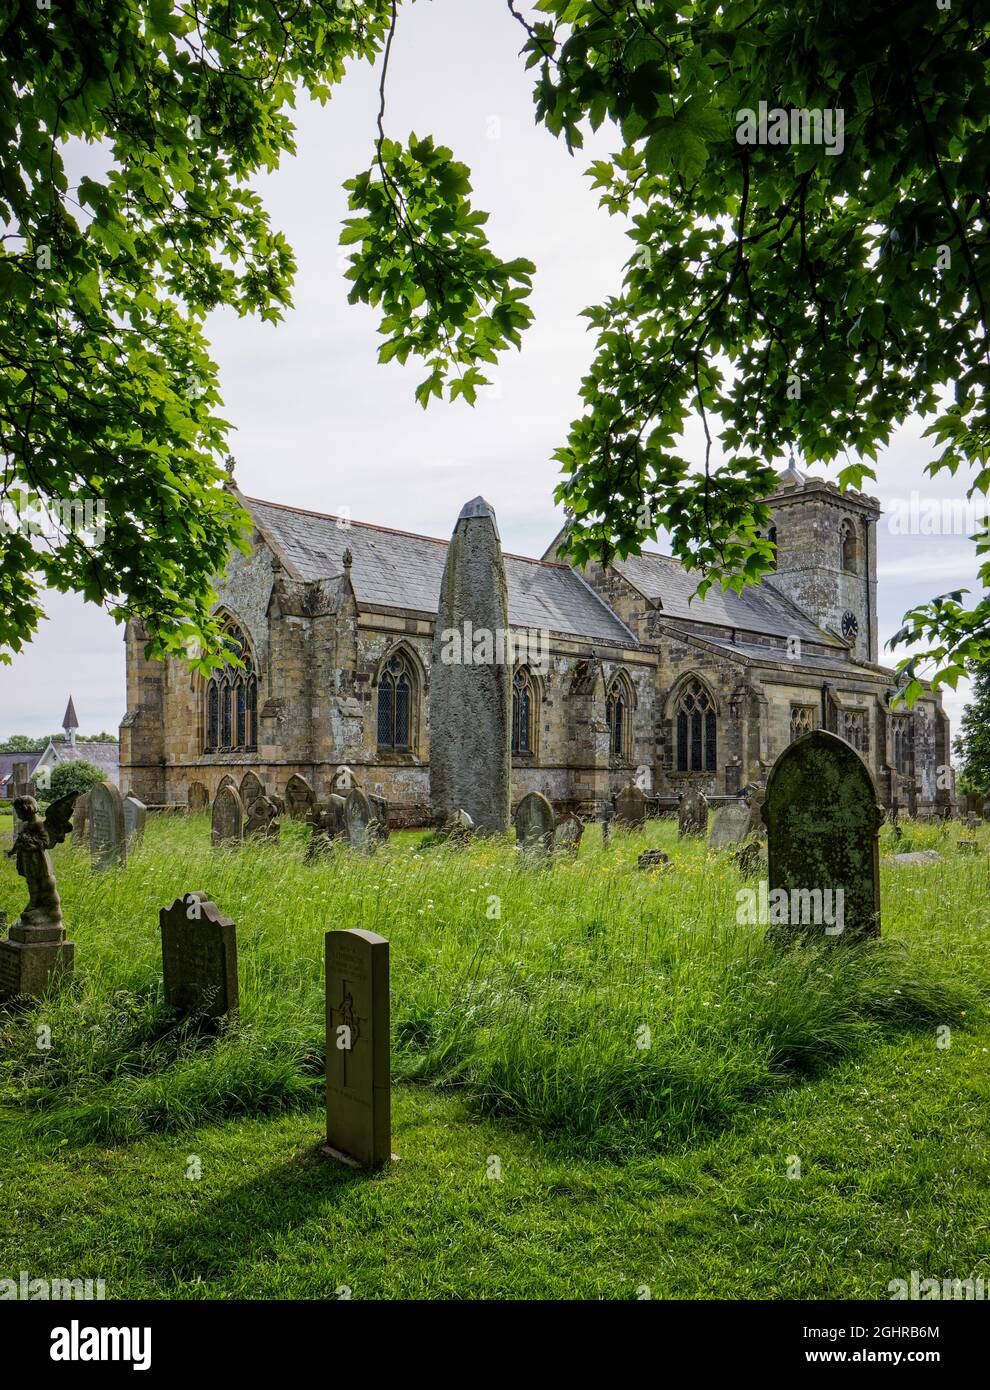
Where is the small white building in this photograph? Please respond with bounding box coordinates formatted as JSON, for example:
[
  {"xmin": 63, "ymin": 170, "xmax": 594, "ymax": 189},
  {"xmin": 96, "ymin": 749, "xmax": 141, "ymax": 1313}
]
[{"xmin": 32, "ymin": 696, "xmax": 120, "ymax": 791}]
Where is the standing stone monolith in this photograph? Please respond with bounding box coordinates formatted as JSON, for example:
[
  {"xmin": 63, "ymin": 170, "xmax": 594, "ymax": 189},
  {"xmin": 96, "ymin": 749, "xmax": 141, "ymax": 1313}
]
[
  {"xmin": 429, "ymin": 498, "xmax": 512, "ymax": 832},
  {"xmin": 762, "ymin": 729, "xmax": 882, "ymax": 940},
  {"xmin": 160, "ymin": 892, "xmax": 238, "ymax": 1019},
  {"xmin": 122, "ymin": 794, "xmax": 146, "ymax": 851},
  {"xmin": 324, "ymin": 928, "xmax": 392, "ymax": 1169},
  {"xmin": 211, "ymin": 785, "xmax": 244, "ymax": 848},
  {"xmin": 514, "ymin": 791, "xmax": 555, "ymax": 853},
  {"xmin": 678, "ymin": 788, "xmax": 709, "ymax": 838},
  {"xmin": 90, "ymin": 781, "xmax": 126, "ymax": 870}
]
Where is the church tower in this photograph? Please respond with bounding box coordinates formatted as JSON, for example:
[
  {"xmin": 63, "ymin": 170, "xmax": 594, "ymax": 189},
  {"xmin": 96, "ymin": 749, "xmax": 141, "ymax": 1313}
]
[{"xmin": 764, "ymin": 464, "xmax": 880, "ymax": 664}]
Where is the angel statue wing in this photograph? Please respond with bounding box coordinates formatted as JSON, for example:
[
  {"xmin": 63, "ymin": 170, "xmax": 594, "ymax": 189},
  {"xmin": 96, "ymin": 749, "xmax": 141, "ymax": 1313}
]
[{"xmin": 43, "ymin": 792, "xmax": 78, "ymax": 849}]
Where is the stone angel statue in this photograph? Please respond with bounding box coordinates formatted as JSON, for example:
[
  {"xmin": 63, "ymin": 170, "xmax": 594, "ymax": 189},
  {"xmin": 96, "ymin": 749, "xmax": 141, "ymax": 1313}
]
[{"xmin": 5, "ymin": 794, "xmax": 76, "ymax": 932}]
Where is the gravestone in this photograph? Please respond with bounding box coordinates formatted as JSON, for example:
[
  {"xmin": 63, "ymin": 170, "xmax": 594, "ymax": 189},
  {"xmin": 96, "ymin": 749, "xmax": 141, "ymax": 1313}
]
[
  {"xmin": 368, "ymin": 792, "xmax": 390, "ymax": 843},
  {"xmin": 884, "ymin": 849, "xmax": 943, "ymax": 867},
  {"xmin": 89, "ymin": 780, "xmax": 126, "ymax": 870},
  {"xmin": 216, "ymin": 774, "xmax": 236, "ymax": 796},
  {"xmin": 305, "ymin": 798, "xmax": 345, "ymax": 861},
  {"xmin": 239, "ymin": 772, "xmax": 264, "ymax": 810},
  {"xmin": 678, "ymin": 788, "xmax": 709, "ymax": 837},
  {"xmin": 708, "ymin": 803, "xmax": 751, "ymax": 850},
  {"xmin": 10, "ymin": 761, "xmax": 29, "ymax": 845},
  {"xmin": 429, "ymin": 497, "xmax": 512, "ymax": 832},
  {"xmin": 514, "ymin": 791, "xmax": 554, "ymax": 853},
  {"xmin": 245, "ymin": 793, "xmax": 280, "ymax": 841},
  {"xmin": 344, "ymin": 788, "xmax": 374, "ymax": 850},
  {"xmin": 637, "ymin": 849, "xmax": 671, "ymax": 872},
  {"xmin": 441, "ymin": 808, "xmax": 475, "ymax": 842},
  {"xmin": 71, "ymin": 790, "xmax": 91, "ymax": 846},
  {"xmin": 211, "ymin": 785, "xmax": 244, "ymax": 848},
  {"xmin": 285, "ymin": 773, "xmax": 317, "ymax": 821},
  {"xmin": 553, "ymin": 814, "xmax": 584, "ymax": 855},
  {"xmin": 600, "ymin": 803, "xmax": 614, "ymax": 847},
  {"xmin": 160, "ymin": 892, "xmax": 238, "ymax": 1019},
  {"xmin": 122, "ymin": 794, "xmax": 146, "ymax": 850},
  {"xmin": 187, "ymin": 781, "xmax": 210, "ymax": 812},
  {"xmin": 615, "ymin": 783, "xmax": 647, "ymax": 828},
  {"xmin": 735, "ymin": 840, "xmax": 765, "ymax": 876},
  {"xmin": 324, "ymin": 928, "xmax": 392, "ymax": 1169},
  {"xmin": 763, "ymin": 729, "xmax": 882, "ymax": 940},
  {"xmin": 958, "ymin": 838, "xmax": 980, "ymax": 855}
]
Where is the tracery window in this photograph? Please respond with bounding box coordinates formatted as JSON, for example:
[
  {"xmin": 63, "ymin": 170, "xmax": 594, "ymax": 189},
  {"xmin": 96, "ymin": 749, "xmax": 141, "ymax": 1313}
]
[
  {"xmin": 512, "ymin": 668, "xmax": 535, "ymax": 755},
  {"xmin": 841, "ymin": 708, "xmax": 869, "ymax": 754},
  {"xmin": 891, "ymin": 714, "xmax": 914, "ymax": 775},
  {"xmin": 675, "ymin": 679, "xmax": 717, "ymax": 772},
  {"xmin": 606, "ymin": 674, "xmax": 632, "ymax": 760},
  {"xmin": 790, "ymin": 705, "xmax": 816, "ymax": 742},
  {"xmin": 204, "ymin": 621, "xmax": 257, "ymax": 753},
  {"xmin": 377, "ymin": 653, "xmax": 412, "ymax": 751}
]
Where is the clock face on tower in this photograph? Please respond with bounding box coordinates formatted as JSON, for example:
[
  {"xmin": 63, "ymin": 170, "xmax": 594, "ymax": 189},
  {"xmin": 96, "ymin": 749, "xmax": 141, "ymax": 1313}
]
[{"xmin": 841, "ymin": 610, "xmax": 859, "ymax": 640}]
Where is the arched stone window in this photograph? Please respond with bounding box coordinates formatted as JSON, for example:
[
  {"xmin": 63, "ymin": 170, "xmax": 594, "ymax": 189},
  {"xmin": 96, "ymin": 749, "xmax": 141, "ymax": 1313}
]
[
  {"xmin": 512, "ymin": 667, "xmax": 536, "ymax": 755},
  {"xmin": 204, "ymin": 619, "xmax": 257, "ymax": 753},
  {"xmin": 891, "ymin": 714, "xmax": 914, "ymax": 774},
  {"xmin": 840, "ymin": 518, "xmax": 857, "ymax": 573},
  {"xmin": 377, "ymin": 652, "xmax": 414, "ymax": 751},
  {"xmin": 675, "ymin": 678, "xmax": 717, "ymax": 773},
  {"xmin": 606, "ymin": 672, "xmax": 633, "ymax": 760}
]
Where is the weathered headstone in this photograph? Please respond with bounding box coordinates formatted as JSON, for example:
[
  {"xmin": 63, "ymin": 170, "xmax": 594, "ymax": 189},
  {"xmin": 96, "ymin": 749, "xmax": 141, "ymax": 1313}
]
[
  {"xmin": 636, "ymin": 849, "xmax": 670, "ymax": 872},
  {"xmin": 187, "ymin": 781, "xmax": 210, "ymax": 812},
  {"xmin": 211, "ymin": 785, "xmax": 244, "ymax": 848},
  {"xmin": 708, "ymin": 802, "xmax": 751, "ymax": 850},
  {"xmin": 71, "ymin": 789, "xmax": 91, "ymax": 846},
  {"xmin": 89, "ymin": 780, "xmax": 126, "ymax": 870},
  {"xmin": 10, "ymin": 761, "xmax": 29, "ymax": 845},
  {"xmin": 368, "ymin": 792, "xmax": 390, "ymax": 843},
  {"xmin": 239, "ymin": 771, "xmax": 264, "ymax": 810},
  {"xmin": 553, "ymin": 814, "xmax": 584, "ymax": 855},
  {"xmin": 440, "ymin": 807, "xmax": 475, "ymax": 842},
  {"xmin": 615, "ymin": 783, "xmax": 648, "ymax": 828},
  {"xmin": 305, "ymin": 798, "xmax": 345, "ymax": 861},
  {"xmin": 216, "ymin": 774, "xmax": 236, "ymax": 796},
  {"xmin": 678, "ymin": 788, "xmax": 709, "ymax": 837},
  {"xmin": 324, "ymin": 928, "xmax": 392, "ymax": 1169},
  {"xmin": 160, "ymin": 892, "xmax": 238, "ymax": 1019},
  {"xmin": 429, "ymin": 497, "xmax": 512, "ymax": 832},
  {"xmin": 285, "ymin": 773, "xmax": 317, "ymax": 821},
  {"xmin": 245, "ymin": 793, "xmax": 280, "ymax": 841},
  {"xmin": 122, "ymin": 794, "xmax": 146, "ymax": 850},
  {"xmin": 958, "ymin": 838, "xmax": 980, "ymax": 855},
  {"xmin": 514, "ymin": 791, "xmax": 554, "ymax": 853},
  {"xmin": 884, "ymin": 849, "xmax": 942, "ymax": 867},
  {"xmin": 734, "ymin": 839, "xmax": 765, "ymax": 876},
  {"xmin": 344, "ymin": 788, "xmax": 374, "ymax": 850},
  {"xmin": 762, "ymin": 730, "xmax": 882, "ymax": 940},
  {"xmin": 600, "ymin": 803, "xmax": 614, "ymax": 847}
]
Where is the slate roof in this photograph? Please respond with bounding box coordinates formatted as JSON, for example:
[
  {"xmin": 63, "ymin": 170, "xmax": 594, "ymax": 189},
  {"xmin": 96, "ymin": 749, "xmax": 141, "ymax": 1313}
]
[
  {"xmin": 612, "ymin": 551, "xmax": 843, "ymax": 647},
  {"xmin": 0, "ymin": 751, "xmax": 42, "ymax": 794},
  {"xmin": 245, "ymin": 497, "xmax": 636, "ymax": 646},
  {"xmin": 48, "ymin": 740, "xmax": 120, "ymax": 777}
]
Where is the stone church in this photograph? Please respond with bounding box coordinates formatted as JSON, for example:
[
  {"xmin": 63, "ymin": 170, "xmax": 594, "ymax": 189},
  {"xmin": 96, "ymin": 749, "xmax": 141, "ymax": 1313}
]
[{"xmin": 119, "ymin": 464, "xmax": 952, "ymax": 824}]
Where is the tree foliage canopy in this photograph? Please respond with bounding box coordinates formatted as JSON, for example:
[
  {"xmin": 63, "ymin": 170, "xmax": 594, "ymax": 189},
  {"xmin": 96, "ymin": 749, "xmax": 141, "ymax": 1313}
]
[
  {"xmin": 46, "ymin": 757, "xmax": 105, "ymax": 803},
  {"xmin": 2, "ymin": 0, "xmax": 989, "ymax": 696},
  {"xmin": 953, "ymin": 661, "xmax": 990, "ymax": 794}
]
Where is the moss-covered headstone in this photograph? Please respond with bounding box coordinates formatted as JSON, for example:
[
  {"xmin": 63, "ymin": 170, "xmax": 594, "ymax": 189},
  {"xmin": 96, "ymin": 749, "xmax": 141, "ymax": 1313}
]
[{"xmin": 762, "ymin": 730, "xmax": 882, "ymax": 940}]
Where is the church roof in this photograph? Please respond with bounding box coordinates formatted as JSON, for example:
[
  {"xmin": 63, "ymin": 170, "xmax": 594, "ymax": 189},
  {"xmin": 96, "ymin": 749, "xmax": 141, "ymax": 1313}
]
[
  {"xmin": 244, "ymin": 497, "xmax": 637, "ymax": 646},
  {"xmin": 611, "ymin": 550, "xmax": 844, "ymax": 647},
  {"xmin": 62, "ymin": 694, "xmax": 79, "ymax": 729}
]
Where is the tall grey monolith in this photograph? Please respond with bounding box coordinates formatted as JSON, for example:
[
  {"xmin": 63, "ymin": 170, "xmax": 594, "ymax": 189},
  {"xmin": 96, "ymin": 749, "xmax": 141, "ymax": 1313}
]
[{"xmin": 429, "ymin": 497, "xmax": 512, "ymax": 832}]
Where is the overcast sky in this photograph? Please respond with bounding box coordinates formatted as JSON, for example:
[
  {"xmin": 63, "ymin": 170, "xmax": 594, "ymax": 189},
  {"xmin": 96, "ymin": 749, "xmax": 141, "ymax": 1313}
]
[{"xmin": 0, "ymin": 0, "xmax": 982, "ymax": 740}]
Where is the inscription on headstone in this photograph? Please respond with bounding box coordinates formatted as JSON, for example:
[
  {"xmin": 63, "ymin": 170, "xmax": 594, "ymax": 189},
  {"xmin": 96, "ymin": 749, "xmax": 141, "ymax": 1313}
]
[
  {"xmin": 324, "ymin": 928, "xmax": 392, "ymax": 1169},
  {"xmin": 762, "ymin": 730, "xmax": 882, "ymax": 940},
  {"xmin": 239, "ymin": 772, "xmax": 264, "ymax": 810},
  {"xmin": 89, "ymin": 781, "xmax": 126, "ymax": 870},
  {"xmin": 708, "ymin": 803, "xmax": 751, "ymax": 850},
  {"xmin": 514, "ymin": 791, "xmax": 555, "ymax": 853},
  {"xmin": 285, "ymin": 774, "xmax": 317, "ymax": 821},
  {"xmin": 160, "ymin": 892, "xmax": 238, "ymax": 1018},
  {"xmin": 211, "ymin": 785, "xmax": 245, "ymax": 847}
]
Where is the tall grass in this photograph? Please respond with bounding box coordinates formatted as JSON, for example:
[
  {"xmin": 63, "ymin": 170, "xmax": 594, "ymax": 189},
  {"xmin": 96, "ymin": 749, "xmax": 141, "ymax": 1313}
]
[{"xmin": 1, "ymin": 813, "xmax": 986, "ymax": 1155}]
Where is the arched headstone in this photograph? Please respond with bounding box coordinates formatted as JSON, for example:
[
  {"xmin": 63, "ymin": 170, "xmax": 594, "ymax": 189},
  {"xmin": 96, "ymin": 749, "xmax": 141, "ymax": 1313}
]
[
  {"xmin": 215, "ymin": 774, "xmax": 236, "ymax": 797},
  {"xmin": 514, "ymin": 792, "xmax": 554, "ymax": 853},
  {"xmin": 344, "ymin": 788, "xmax": 374, "ymax": 850},
  {"xmin": 285, "ymin": 773, "xmax": 317, "ymax": 821},
  {"xmin": 122, "ymin": 794, "xmax": 147, "ymax": 850},
  {"xmin": 188, "ymin": 782, "xmax": 210, "ymax": 812},
  {"xmin": 211, "ymin": 785, "xmax": 245, "ymax": 848},
  {"xmin": 762, "ymin": 730, "xmax": 882, "ymax": 940},
  {"xmin": 553, "ymin": 814, "xmax": 584, "ymax": 855},
  {"xmin": 90, "ymin": 781, "xmax": 126, "ymax": 870},
  {"xmin": 239, "ymin": 771, "xmax": 264, "ymax": 810},
  {"xmin": 678, "ymin": 788, "xmax": 708, "ymax": 837}
]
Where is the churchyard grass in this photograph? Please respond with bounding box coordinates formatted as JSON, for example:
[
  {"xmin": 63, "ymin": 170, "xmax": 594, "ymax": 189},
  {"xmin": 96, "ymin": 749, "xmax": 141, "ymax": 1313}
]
[{"xmin": 1, "ymin": 814, "xmax": 988, "ymax": 1298}]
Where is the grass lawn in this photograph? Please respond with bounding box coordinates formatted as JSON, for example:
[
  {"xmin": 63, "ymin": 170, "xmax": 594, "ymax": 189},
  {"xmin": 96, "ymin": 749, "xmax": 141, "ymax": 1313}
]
[{"xmin": 1, "ymin": 813, "xmax": 988, "ymax": 1299}]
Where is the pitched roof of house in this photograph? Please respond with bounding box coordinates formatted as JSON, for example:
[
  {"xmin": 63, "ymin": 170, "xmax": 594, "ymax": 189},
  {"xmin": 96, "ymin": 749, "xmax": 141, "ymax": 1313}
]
[
  {"xmin": 0, "ymin": 751, "xmax": 42, "ymax": 791},
  {"xmin": 611, "ymin": 551, "xmax": 844, "ymax": 647},
  {"xmin": 48, "ymin": 740, "xmax": 120, "ymax": 773},
  {"xmin": 244, "ymin": 496, "xmax": 637, "ymax": 646}
]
